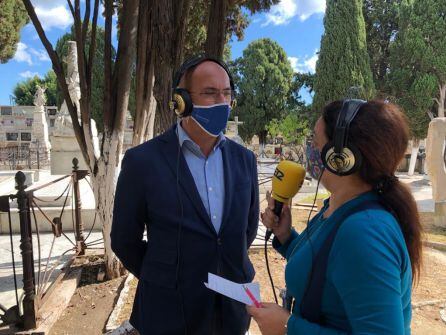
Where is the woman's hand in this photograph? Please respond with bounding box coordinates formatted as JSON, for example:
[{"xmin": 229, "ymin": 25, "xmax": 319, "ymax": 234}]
[
  {"xmin": 261, "ymin": 191, "xmax": 292, "ymax": 244},
  {"xmin": 247, "ymin": 302, "xmax": 290, "ymax": 335}
]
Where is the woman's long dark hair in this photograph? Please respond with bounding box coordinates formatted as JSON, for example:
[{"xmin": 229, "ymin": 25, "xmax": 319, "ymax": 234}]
[{"xmin": 323, "ymin": 100, "xmax": 422, "ymax": 283}]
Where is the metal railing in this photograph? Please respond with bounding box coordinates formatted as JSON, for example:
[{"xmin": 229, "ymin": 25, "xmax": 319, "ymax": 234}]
[
  {"xmin": 0, "ymin": 144, "xmax": 50, "ymax": 171},
  {"xmin": 0, "ymin": 158, "xmax": 90, "ymax": 330}
]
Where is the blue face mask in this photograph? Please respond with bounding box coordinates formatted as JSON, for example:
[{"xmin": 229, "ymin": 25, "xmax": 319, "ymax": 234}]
[
  {"xmin": 191, "ymin": 103, "xmax": 231, "ymax": 137},
  {"xmin": 306, "ymin": 143, "xmax": 325, "ymax": 180}
]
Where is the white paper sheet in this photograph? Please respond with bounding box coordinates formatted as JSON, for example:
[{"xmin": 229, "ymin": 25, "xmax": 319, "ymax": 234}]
[{"xmin": 204, "ymin": 273, "xmax": 261, "ymax": 306}]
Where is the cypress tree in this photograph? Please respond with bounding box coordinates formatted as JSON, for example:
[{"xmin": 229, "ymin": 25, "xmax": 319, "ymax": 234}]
[
  {"xmin": 0, "ymin": 0, "xmax": 28, "ymax": 63},
  {"xmin": 313, "ymin": 0, "xmax": 375, "ymax": 116}
]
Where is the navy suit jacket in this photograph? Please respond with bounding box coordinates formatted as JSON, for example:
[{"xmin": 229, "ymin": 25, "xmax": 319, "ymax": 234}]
[{"xmin": 111, "ymin": 125, "xmax": 259, "ymax": 335}]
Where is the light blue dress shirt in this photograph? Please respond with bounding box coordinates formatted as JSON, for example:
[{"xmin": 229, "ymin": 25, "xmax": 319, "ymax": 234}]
[{"xmin": 177, "ymin": 121, "xmax": 226, "ymax": 233}]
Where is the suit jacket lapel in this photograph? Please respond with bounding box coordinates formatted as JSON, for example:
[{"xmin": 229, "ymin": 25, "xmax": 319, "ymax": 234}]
[
  {"xmin": 159, "ymin": 126, "xmax": 215, "ymax": 233},
  {"xmin": 220, "ymin": 142, "xmax": 233, "ymax": 234}
]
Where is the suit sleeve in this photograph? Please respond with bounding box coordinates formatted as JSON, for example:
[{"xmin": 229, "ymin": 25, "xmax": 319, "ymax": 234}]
[
  {"xmin": 111, "ymin": 150, "xmax": 148, "ymax": 278},
  {"xmin": 246, "ymin": 151, "xmax": 259, "ymax": 248},
  {"xmin": 286, "ymin": 214, "xmax": 407, "ymax": 335}
]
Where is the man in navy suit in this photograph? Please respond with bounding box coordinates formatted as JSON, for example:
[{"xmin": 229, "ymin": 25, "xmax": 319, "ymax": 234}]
[{"xmin": 111, "ymin": 56, "xmax": 259, "ymax": 335}]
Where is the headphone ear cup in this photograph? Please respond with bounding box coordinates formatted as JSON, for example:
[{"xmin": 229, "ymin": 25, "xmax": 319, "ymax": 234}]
[
  {"xmin": 321, "ymin": 142, "xmax": 362, "ymax": 176},
  {"xmin": 170, "ymin": 88, "xmax": 193, "ymax": 117},
  {"xmin": 345, "ymin": 143, "xmax": 362, "ymax": 175},
  {"xmin": 321, "ymin": 142, "xmax": 335, "ymax": 173}
]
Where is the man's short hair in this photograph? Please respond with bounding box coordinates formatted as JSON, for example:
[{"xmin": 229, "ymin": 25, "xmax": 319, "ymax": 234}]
[{"xmin": 178, "ymin": 64, "xmax": 199, "ymax": 91}]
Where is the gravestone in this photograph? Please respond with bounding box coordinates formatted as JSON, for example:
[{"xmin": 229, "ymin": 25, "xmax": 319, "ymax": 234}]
[
  {"xmin": 50, "ymin": 41, "xmax": 99, "ymax": 174},
  {"xmin": 425, "ymin": 118, "xmax": 446, "ymax": 227},
  {"xmin": 226, "ymin": 116, "xmax": 245, "ymax": 145},
  {"xmin": 31, "ymin": 85, "xmax": 51, "ymax": 162}
]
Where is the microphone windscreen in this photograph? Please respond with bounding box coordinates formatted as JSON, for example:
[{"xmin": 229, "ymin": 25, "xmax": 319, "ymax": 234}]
[{"xmin": 272, "ymin": 160, "xmax": 306, "ymax": 204}]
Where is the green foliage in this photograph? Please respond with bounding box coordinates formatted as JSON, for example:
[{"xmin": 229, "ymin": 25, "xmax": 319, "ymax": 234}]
[
  {"xmin": 13, "ymin": 72, "xmax": 58, "ymax": 106},
  {"xmin": 267, "ymin": 112, "xmax": 310, "ymax": 145},
  {"xmin": 55, "ymin": 25, "xmax": 115, "ymax": 132},
  {"xmin": 232, "ymin": 38, "xmax": 295, "ymax": 144},
  {"xmin": 42, "ymin": 71, "xmax": 59, "ymax": 107},
  {"xmin": 0, "ymin": 0, "xmax": 28, "ymax": 63},
  {"xmin": 313, "ymin": 0, "xmax": 375, "ymax": 117},
  {"xmin": 363, "ymin": 0, "xmax": 402, "ymax": 95},
  {"xmin": 183, "ymin": 0, "xmax": 279, "ymax": 58},
  {"xmin": 388, "ymin": 0, "xmax": 446, "ymax": 139},
  {"xmin": 293, "ymin": 72, "xmax": 315, "ymax": 96}
]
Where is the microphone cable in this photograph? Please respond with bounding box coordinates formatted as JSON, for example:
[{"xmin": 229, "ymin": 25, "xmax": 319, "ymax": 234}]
[
  {"xmin": 265, "ymin": 233, "xmax": 278, "ymax": 304},
  {"xmin": 264, "ymin": 170, "xmax": 324, "ymax": 306},
  {"xmin": 175, "ymin": 126, "xmax": 188, "ymax": 335}
]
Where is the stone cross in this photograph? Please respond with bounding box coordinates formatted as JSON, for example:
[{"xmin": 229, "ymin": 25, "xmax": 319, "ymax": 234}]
[
  {"xmin": 32, "ymin": 85, "xmax": 51, "ymax": 160},
  {"xmin": 233, "ymin": 116, "xmax": 243, "ymax": 136}
]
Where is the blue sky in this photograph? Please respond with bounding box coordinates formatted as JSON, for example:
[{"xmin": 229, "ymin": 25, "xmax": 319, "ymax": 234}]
[{"xmin": 0, "ymin": 0, "xmax": 325, "ymax": 106}]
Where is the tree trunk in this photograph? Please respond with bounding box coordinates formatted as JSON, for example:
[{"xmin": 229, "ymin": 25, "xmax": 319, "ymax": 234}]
[
  {"xmin": 90, "ymin": 130, "xmax": 126, "ymax": 278},
  {"xmin": 145, "ymin": 96, "xmax": 157, "ymax": 140},
  {"xmin": 408, "ymin": 138, "xmax": 420, "ymax": 176},
  {"xmin": 438, "ymin": 83, "xmax": 446, "ymax": 118},
  {"xmin": 133, "ymin": 56, "xmax": 156, "ymax": 145},
  {"xmin": 152, "ymin": 0, "xmax": 191, "ymax": 134},
  {"xmin": 205, "ymin": 0, "xmax": 228, "ymax": 59},
  {"xmin": 24, "ymin": 0, "xmax": 138, "ymax": 280},
  {"xmin": 133, "ymin": 0, "xmax": 156, "ymax": 145},
  {"xmin": 258, "ymin": 130, "xmax": 268, "ymax": 158},
  {"xmin": 259, "ymin": 130, "xmax": 267, "ymax": 146}
]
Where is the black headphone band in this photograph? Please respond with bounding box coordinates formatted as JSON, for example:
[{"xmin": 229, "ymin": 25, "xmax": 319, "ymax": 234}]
[
  {"xmin": 172, "ymin": 55, "xmax": 235, "ymax": 91},
  {"xmin": 333, "ymin": 99, "xmax": 367, "ymax": 154}
]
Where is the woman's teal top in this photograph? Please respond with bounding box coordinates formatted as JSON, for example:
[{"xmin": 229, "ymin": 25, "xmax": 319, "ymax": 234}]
[{"xmin": 273, "ymin": 191, "xmax": 412, "ymax": 334}]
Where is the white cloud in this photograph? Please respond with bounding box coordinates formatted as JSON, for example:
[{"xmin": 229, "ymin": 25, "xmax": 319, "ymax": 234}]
[
  {"xmin": 263, "ymin": 0, "xmax": 297, "ymax": 26},
  {"xmin": 288, "ymin": 57, "xmax": 299, "ymax": 70},
  {"xmin": 34, "ymin": 4, "xmax": 73, "ymax": 30},
  {"xmin": 263, "ymin": 0, "xmax": 325, "ymax": 26},
  {"xmin": 30, "ymin": 48, "xmax": 50, "ymax": 61},
  {"xmin": 19, "ymin": 71, "xmax": 41, "ymax": 79},
  {"xmin": 14, "ymin": 43, "xmax": 33, "ymax": 65},
  {"xmin": 288, "ymin": 50, "xmax": 319, "ymax": 73},
  {"xmin": 13, "ymin": 43, "xmax": 51, "ymax": 65},
  {"xmin": 296, "ymin": 0, "xmax": 325, "ymax": 21}
]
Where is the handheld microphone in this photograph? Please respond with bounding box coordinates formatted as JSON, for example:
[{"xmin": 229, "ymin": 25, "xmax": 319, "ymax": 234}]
[{"xmin": 266, "ymin": 160, "xmax": 306, "ymax": 241}]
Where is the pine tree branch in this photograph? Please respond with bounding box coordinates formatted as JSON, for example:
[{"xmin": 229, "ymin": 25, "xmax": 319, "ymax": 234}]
[{"xmin": 66, "ymin": 0, "xmax": 75, "ymax": 18}]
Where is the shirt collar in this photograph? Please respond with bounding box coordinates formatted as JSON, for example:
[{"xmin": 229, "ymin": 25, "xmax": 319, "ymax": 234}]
[{"xmin": 176, "ymin": 119, "xmax": 226, "ymax": 153}]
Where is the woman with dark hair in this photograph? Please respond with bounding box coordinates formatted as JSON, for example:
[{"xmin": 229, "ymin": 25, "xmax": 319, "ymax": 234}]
[{"xmin": 247, "ymin": 100, "xmax": 422, "ymax": 335}]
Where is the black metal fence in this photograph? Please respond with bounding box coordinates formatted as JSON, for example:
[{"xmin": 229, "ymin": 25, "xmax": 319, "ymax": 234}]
[
  {"xmin": 0, "ymin": 145, "xmax": 50, "ymax": 171},
  {"xmin": 0, "ymin": 158, "xmax": 93, "ymax": 331}
]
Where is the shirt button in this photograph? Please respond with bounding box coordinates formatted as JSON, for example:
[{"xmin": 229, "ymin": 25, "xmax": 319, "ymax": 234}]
[
  {"xmin": 209, "ymin": 187, "xmax": 213, "ymax": 191},
  {"xmin": 213, "ymin": 215, "xmax": 217, "ymax": 219}
]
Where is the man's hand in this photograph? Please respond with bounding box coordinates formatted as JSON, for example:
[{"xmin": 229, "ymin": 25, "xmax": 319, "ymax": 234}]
[{"xmin": 246, "ymin": 302, "xmax": 290, "ymax": 335}]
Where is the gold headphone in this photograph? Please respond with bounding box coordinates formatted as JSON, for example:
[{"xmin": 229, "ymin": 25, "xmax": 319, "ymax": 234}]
[
  {"xmin": 169, "ymin": 55, "xmax": 236, "ymax": 117},
  {"xmin": 321, "ymin": 99, "xmax": 366, "ymax": 176}
]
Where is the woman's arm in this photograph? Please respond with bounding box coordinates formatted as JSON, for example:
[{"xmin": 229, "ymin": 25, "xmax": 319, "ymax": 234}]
[{"xmin": 272, "ymin": 229, "xmax": 299, "ymax": 259}]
